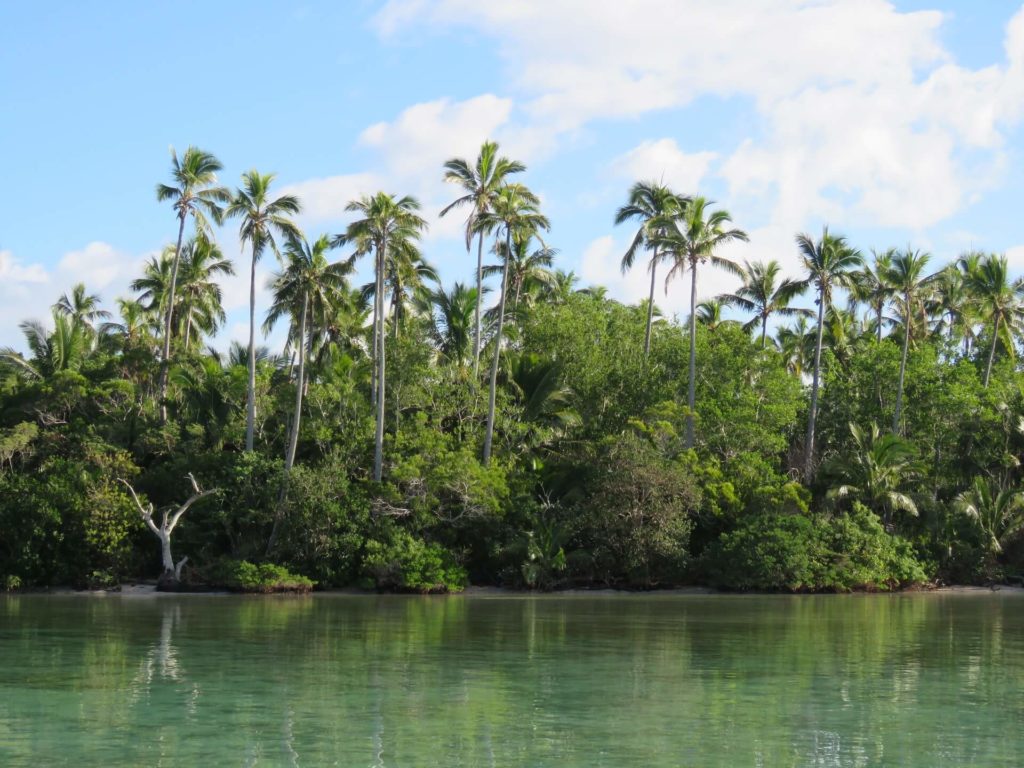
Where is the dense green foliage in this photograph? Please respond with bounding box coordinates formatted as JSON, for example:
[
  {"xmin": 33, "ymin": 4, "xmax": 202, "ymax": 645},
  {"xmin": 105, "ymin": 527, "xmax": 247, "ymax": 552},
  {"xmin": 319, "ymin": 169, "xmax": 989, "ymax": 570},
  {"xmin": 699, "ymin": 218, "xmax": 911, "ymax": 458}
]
[{"xmin": 4, "ymin": 143, "xmax": 1024, "ymax": 592}]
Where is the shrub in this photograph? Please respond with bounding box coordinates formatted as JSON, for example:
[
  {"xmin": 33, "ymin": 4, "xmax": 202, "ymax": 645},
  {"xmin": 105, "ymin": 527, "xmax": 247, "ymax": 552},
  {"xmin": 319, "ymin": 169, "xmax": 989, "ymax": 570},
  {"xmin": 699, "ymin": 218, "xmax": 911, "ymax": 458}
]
[
  {"xmin": 702, "ymin": 504, "xmax": 928, "ymax": 591},
  {"xmin": 209, "ymin": 560, "xmax": 315, "ymax": 593},
  {"xmin": 361, "ymin": 530, "xmax": 467, "ymax": 593}
]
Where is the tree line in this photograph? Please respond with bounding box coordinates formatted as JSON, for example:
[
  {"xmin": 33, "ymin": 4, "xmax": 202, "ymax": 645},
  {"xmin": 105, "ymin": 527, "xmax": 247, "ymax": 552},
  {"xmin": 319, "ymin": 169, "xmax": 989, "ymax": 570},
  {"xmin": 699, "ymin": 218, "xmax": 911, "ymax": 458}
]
[{"xmin": 1, "ymin": 142, "xmax": 1023, "ymax": 592}]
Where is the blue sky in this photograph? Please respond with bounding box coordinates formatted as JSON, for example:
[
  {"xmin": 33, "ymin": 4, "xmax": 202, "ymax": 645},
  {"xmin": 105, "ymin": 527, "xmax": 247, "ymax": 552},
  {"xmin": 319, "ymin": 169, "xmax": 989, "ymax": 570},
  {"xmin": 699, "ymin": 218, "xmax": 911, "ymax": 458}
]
[{"xmin": 3, "ymin": 1, "xmax": 1024, "ymax": 348}]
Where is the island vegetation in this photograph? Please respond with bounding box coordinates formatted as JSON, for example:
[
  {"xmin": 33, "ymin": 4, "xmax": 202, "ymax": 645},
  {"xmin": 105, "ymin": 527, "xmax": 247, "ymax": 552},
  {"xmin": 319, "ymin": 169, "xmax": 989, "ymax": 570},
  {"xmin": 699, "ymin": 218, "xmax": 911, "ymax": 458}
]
[{"xmin": 2, "ymin": 143, "xmax": 1024, "ymax": 594}]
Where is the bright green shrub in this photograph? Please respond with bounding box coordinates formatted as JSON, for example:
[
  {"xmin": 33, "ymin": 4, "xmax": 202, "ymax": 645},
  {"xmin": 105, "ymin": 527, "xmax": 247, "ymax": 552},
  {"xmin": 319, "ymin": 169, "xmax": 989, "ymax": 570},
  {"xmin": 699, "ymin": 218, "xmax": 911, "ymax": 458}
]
[
  {"xmin": 209, "ymin": 559, "xmax": 315, "ymax": 593},
  {"xmin": 361, "ymin": 530, "xmax": 467, "ymax": 593}
]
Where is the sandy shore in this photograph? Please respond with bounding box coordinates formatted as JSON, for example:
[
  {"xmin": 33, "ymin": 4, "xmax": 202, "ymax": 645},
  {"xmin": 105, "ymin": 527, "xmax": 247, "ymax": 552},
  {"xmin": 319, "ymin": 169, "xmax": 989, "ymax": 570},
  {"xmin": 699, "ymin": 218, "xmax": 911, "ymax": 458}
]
[{"xmin": 15, "ymin": 583, "xmax": 1024, "ymax": 598}]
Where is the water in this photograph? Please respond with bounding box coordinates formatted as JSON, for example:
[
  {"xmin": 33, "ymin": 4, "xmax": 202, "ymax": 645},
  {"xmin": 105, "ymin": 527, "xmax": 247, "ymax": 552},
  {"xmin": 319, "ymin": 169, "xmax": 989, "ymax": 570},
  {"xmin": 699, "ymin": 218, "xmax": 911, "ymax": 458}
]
[{"xmin": 1, "ymin": 593, "xmax": 1022, "ymax": 767}]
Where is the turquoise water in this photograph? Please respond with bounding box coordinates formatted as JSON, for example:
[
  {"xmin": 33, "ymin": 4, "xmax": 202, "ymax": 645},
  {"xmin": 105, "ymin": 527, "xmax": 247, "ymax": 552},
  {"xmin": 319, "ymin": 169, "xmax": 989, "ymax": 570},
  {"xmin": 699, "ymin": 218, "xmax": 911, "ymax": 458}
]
[{"xmin": 1, "ymin": 593, "xmax": 1022, "ymax": 766}]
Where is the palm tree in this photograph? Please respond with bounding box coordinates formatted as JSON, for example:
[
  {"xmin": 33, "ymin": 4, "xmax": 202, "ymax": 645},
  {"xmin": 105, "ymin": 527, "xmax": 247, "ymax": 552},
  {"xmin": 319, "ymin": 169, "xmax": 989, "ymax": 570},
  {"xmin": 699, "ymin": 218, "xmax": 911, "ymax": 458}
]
[
  {"xmin": 484, "ymin": 237, "xmax": 557, "ymax": 314},
  {"xmin": 653, "ymin": 196, "xmax": 748, "ymax": 449},
  {"xmin": 883, "ymin": 248, "xmax": 934, "ymax": 433},
  {"xmin": 224, "ymin": 170, "xmax": 301, "ymax": 451},
  {"xmin": 956, "ymin": 477, "xmax": 1024, "ymax": 557},
  {"xmin": 614, "ymin": 182, "xmax": 689, "ymax": 357},
  {"xmin": 777, "ymin": 316, "xmax": 816, "ymax": 376},
  {"xmin": 695, "ymin": 299, "xmax": 733, "ymax": 330},
  {"xmin": 176, "ymin": 234, "xmax": 234, "ymax": 351},
  {"xmin": 796, "ymin": 227, "xmax": 862, "ymax": 479},
  {"xmin": 962, "ymin": 253, "xmax": 1024, "ymax": 387},
  {"xmin": 718, "ymin": 259, "xmax": 808, "ymax": 347},
  {"xmin": 477, "ymin": 184, "xmax": 550, "ymax": 464},
  {"xmin": 334, "ymin": 192, "xmax": 426, "ymax": 481},
  {"xmin": 850, "ymin": 248, "xmax": 896, "ymax": 342},
  {"xmin": 264, "ymin": 234, "xmax": 349, "ymax": 477},
  {"xmin": 100, "ymin": 298, "xmax": 150, "ymax": 349},
  {"xmin": 53, "ymin": 283, "xmax": 110, "ymax": 335},
  {"xmin": 826, "ymin": 422, "xmax": 919, "ymax": 525},
  {"xmin": 928, "ymin": 264, "xmax": 976, "ymax": 353},
  {"xmin": 440, "ymin": 141, "xmax": 525, "ymax": 375},
  {"xmin": 429, "ymin": 282, "xmax": 479, "ymax": 368},
  {"xmin": 155, "ymin": 147, "xmax": 229, "ymax": 419},
  {"xmin": 0, "ymin": 313, "xmax": 91, "ymax": 380},
  {"xmin": 361, "ymin": 237, "xmax": 438, "ymax": 341}
]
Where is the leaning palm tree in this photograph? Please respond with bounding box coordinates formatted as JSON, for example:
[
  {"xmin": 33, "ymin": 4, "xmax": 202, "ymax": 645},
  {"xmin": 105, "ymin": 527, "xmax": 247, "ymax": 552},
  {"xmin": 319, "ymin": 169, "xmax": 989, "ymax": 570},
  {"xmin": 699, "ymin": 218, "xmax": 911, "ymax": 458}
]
[
  {"xmin": 962, "ymin": 253, "xmax": 1024, "ymax": 387},
  {"xmin": 176, "ymin": 234, "xmax": 234, "ymax": 351},
  {"xmin": 614, "ymin": 182, "xmax": 689, "ymax": 357},
  {"xmin": 53, "ymin": 283, "xmax": 110, "ymax": 335},
  {"xmin": 440, "ymin": 141, "xmax": 526, "ymax": 375},
  {"xmin": 477, "ymin": 183, "xmax": 550, "ymax": 464},
  {"xmin": 653, "ymin": 196, "xmax": 748, "ymax": 449},
  {"xmin": 883, "ymin": 248, "xmax": 934, "ymax": 434},
  {"xmin": 334, "ymin": 192, "xmax": 426, "ymax": 481},
  {"xmin": 826, "ymin": 422, "xmax": 920, "ymax": 526},
  {"xmin": 795, "ymin": 227, "xmax": 862, "ymax": 479},
  {"xmin": 224, "ymin": 170, "xmax": 302, "ymax": 451},
  {"xmin": 717, "ymin": 259, "xmax": 808, "ymax": 347},
  {"xmin": 956, "ymin": 476, "xmax": 1024, "ymax": 557},
  {"xmin": 155, "ymin": 147, "xmax": 229, "ymax": 419}
]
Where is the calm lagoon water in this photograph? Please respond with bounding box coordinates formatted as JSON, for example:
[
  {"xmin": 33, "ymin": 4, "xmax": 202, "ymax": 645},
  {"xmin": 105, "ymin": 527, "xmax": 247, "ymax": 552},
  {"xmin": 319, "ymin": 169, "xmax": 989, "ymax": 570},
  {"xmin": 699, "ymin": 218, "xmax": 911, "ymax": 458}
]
[{"xmin": 1, "ymin": 592, "xmax": 1022, "ymax": 766}]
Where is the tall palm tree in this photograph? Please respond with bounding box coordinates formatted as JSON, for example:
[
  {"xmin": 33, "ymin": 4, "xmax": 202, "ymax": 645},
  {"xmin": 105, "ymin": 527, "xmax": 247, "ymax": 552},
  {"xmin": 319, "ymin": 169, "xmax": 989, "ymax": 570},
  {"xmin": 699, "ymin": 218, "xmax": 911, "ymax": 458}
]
[
  {"xmin": 962, "ymin": 253, "xmax": 1024, "ymax": 387},
  {"xmin": 224, "ymin": 170, "xmax": 301, "ymax": 451},
  {"xmin": 717, "ymin": 259, "xmax": 808, "ymax": 347},
  {"xmin": 53, "ymin": 283, "xmax": 110, "ymax": 335},
  {"xmin": 883, "ymin": 248, "xmax": 934, "ymax": 433},
  {"xmin": 850, "ymin": 248, "xmax": 896, "ymax": 342},
  {"xmin": 131, "ymin": 249, "xmax": 175, "ymax": 331},
  {"xmin": 477, "ymin": 184, "xmax": 550, "ymax": 464},
  {"xmin": 334, "ymin": 192, "xmax": 426, "ymax": 481},
  {"xmin": 155, "ymin": 147, "xmax": 229, "ymax": 419},
  {"xmin": 653, "ymin": 196, "xmax": 748, "ymax": 449},
  {"xmin": 264, "ymin": 234, "xmax": 347, "ymax": 545},
  {"xmin": 796, "ymin": 227, "xmax": 862, "ymax": 480},
  {"xmin": 777, "ymin": 315, "xmax": 816, "ymax": 376},
  {"xmin": 176, "ymin": 234, "xmax": 234, "ymax": 351},
  {"xmin": 440, "ymin": 141, "xmax": 526, "ymax": 375},
  {"xmin": 826, "ymin": 422, "xmax": 919, "ymax": 526},
  {"xmin": 614, "ymin": 182, "xmax": 689, "ymax": 357}
]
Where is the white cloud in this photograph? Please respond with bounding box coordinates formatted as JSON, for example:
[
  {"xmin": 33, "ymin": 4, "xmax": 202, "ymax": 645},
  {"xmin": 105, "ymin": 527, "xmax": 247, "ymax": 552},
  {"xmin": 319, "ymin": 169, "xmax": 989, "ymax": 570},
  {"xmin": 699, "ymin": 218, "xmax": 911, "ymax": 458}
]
[
  {"xmin": 609, "ymin": 139, "xmax": 717, "ymax": 193},
  {"xmin": 57, "ymin": 241, "xmax": 143, "ymax": 293},
  {"xmin": 376, "ymin": 0, "xmax": 1024, "ymax": 240},
  {"xmin": 280, "ymin": 172, "xmax": 381, "ymax": 226}
]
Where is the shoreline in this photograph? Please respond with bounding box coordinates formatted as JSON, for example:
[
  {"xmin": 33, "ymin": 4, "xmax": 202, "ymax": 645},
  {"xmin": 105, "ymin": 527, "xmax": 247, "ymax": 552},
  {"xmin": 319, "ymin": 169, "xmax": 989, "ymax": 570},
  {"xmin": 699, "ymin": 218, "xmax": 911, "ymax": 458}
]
[{"xmin": 8, "ymin": 583, "xmax": 1024, "ymax": 598}]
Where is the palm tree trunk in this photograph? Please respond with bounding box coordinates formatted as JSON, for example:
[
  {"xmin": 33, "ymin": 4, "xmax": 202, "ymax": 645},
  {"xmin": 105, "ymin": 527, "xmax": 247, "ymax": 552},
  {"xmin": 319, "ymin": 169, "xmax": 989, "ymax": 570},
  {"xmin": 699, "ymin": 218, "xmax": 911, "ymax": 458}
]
[
  {"xmin": 644, "ymin": 249, "xmax": 659, "ymax": 358},
  {"xmin": 373, "ymin": 240, "xmax": 387, "ymax": 482},
  {"xmin": 685, "ymin": 258, "xmax": 698, "ymax": 449},
  {"xmin": 877, "ymin": 304, "xmax": 883, "ymax": 342},
  {"xmin": 893, "ymin": 307, "xmax": 910, "ymax": 433},
  {"xmin": 984, "ymin": 313, "xmax": 1000, "ymax": 388},
  {"xmin": 158, "ymin": 213, "xmax": 187, "ymax": 423},
  {"xmin": 761, "ymin": 314, "xmax": 768, "ymax": 349},
  {"xmin": 284, "ymin": 292, "xmax": 308, "ymax": 474},
  {"xmin": 805, "ymin": 293, "xmax": 826, "ymax": 480},
  {"xmin": 483, "ymin": 228, "xmax": 512, "ymax": 464},
  {"xmin": 473, "ymin": 230, "xmax": 484, "ymax": 378},
  {"xmin": 184, "ymin": 312, "xmax": 192, "ymax": 352},
  {"xmin": 245, "ymin": 250, "xmax": 257, "ymax": 452},
  {"xmin": 268, "ymin": 292, "xmax": 308, "ymax": 555}
]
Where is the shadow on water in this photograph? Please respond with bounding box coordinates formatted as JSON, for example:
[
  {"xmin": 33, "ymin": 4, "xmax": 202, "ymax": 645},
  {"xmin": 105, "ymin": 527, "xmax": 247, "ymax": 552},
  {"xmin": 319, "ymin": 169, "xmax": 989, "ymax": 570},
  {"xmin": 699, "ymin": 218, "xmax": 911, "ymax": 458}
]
[{"xmin": 1, "ymin": 593, "xmax": 1022, "ymax": 767}]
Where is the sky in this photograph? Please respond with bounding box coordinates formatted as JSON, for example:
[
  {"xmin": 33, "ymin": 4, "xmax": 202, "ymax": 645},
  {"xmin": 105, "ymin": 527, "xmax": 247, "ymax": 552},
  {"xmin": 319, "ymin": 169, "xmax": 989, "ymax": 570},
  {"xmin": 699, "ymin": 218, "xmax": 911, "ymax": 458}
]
[{"xmin": 3, "ymin": 0, "xmax": 1024, "ymax": 351}]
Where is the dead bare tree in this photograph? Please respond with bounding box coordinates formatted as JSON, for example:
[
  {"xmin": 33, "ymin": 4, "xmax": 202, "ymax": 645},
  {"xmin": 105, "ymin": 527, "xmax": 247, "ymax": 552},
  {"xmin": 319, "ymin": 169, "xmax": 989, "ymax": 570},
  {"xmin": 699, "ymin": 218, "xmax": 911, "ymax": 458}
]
[{"xmin": 119, "ymin": 473, "xmax": 218, "ymax": 583}]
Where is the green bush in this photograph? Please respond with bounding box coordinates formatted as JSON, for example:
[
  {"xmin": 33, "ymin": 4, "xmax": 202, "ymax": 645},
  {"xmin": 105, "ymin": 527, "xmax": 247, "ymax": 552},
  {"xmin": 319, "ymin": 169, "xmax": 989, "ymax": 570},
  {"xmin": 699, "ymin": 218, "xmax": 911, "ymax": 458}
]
[
  {"xmin": 209, "ymin": 560, "xmax": 315, "ymax": 593},
  {"xmin": 702, "ymin": 504, "xmax": 928, "ymax": 592},
  {"xmin": 361, "ymin": 530, "xmax": 467, "ymax": 593}
]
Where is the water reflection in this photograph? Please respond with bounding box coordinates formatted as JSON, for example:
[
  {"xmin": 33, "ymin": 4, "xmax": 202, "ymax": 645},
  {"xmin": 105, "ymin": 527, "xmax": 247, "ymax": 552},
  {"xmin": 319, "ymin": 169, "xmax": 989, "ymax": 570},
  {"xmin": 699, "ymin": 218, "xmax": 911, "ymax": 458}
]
[{"xmin": 0, "ymin": 593, "xmax": 1022, "ymax": 766}]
